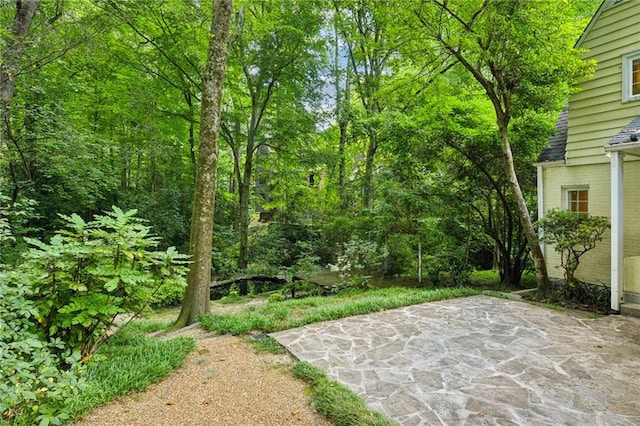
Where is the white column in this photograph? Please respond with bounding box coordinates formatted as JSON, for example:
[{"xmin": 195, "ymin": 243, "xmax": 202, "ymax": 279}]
[
  {"xmin": 611, "ymin": 151, "xmax": 624, "ymax": 313},
  {"xmin": 537, "ymin": 165, "xmax": 545, "ymax": 258}
]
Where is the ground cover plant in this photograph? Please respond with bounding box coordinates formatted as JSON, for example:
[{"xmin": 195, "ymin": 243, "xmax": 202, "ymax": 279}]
[
  {"xmin": 64, "ymin": 321, "xmax": 195, "ymax": 422},
  {"xmin": 293, "ymin": 362, "xmax": 397, "ymax": 426},
  {"xmin": 199, "ymin": 286, "xmax": 480, "ymax": 335}
]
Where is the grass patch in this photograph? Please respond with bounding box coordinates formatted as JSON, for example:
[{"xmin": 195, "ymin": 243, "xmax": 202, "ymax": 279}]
[
  {"xmin": 293, "ymin": 362, "xmax": 397, "ymax": 426},
  {"xmin": 481, "ymin": 290, "xmax": 512, "ymax": 300},
  {"xmin": 126, "ymin": 319, "xmax": 173, "ymax": 334},
  {"xmin": 68, "ymin": 324, "xmax": 196, "ymax": 420},
  {"xmin": 469, "ymin": 270, "xmax": 537, "ymax": 291},
  {"xmin": 200, "ymin": 286, "xmax": 480, "ymax": 336},
  {"xmin": 246, "ymin": 335, "xmax": 286, "ymax": 354},
  {"xmin": 220, "ymin": 293, "xmax": 246, "ymax": 304},
  {"xmin": 544, "ymin": 303, "xmax": 563, "ymax": 311}
]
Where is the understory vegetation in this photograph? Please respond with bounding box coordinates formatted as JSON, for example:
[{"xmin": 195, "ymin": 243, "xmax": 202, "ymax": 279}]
[{"xmin": 200, "ymin": 287, "xmax": 481, "ymax": 336}]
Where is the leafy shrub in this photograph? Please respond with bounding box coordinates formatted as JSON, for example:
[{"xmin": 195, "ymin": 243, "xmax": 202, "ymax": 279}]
[
  {"xmin": 0, "ymin": 193, "xmax": 38, "ymax": 266},
  {"xmin": 150, "ymin": 279, "xmax": 186, "ymax": 308},
  {"xmin": 268, "ymin": 292, "xmax": 285, "ymax": 303},
  {"xmin": 20, "ymin": 207, "xmax": 188, "ymax": 357},
  {"xmin": 0, "ymin": 272, "xmax": 85, "ymax": 426},
  {"xmin": 538, "ymin": 209, "xmax": 610, "ymax": 285},
  {"xmin": 211, "ymin": 225, "xmax": 239, "ymax": 278},
  {"xmin": 220, "ymin": 284, "xmax": 243, "ymax": 304},
  {"xmin": 328, "ymin": 235, "xmax": 388, "ymax": 291},
  {"xmin": 248, "ymin": 222, "xmax": 323, "ymax": 272}
]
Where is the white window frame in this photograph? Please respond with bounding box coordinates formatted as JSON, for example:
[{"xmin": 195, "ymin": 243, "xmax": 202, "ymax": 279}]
[
  {"xmin": 562, "ymin": 185, "xmax": 589, "ymax": 214},
  {"xmin": 622, "ymin": 51, "xmax": 640, "ymax": 103}
]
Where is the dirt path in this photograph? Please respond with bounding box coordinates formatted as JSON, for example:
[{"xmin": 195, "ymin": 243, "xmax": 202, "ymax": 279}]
[{"xmin": 75, "ymin": 333, "xmax": 330, "ymax": 426}]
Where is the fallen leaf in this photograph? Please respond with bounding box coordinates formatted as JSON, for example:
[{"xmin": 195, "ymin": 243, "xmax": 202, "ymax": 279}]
[
  {"xmin": 203, "ymin": 398, "xmax": 212, "ymax": 405},
  {"xmin": 477, "ymin": 412, "xmax": 485, "ymax": 418},
  {"xmin": 165, "ymin": 400, "xmax": 175, "ymax": 406},
  {"xmin": 291, "ymin": 409, "xmax": 300, "ymax": 416}
]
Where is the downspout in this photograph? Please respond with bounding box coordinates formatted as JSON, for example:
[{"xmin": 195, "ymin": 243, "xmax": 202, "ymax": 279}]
[
  {"xmin": 610, "ymin": 151, "xmax": 624, "ymax": 314},
  {"xmin": 537, "ymin": 164, "xmax": 545, "ymax": 259}
]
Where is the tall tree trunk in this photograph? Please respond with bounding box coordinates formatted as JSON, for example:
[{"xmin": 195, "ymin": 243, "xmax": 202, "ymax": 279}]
[
  {"xmin": 229, "ymin": 118, "xmax": 241, "ymax": 195},
  {"xmin": 363, "ymin": 132, "xmax": 377, "ymax": 208},
  {"xmin": 0, "ymin": 0, "xmax": 40, "ymax": 155},
  {"xmin": 176, "ymin": 0, "xmax": 233, "ymax": 328},
  {"xmin": 437, "ymin": 32, "xmax": 551, "ymax": 299},
  {"xmin": 236, "ymin": 104, "xmax": 258, "ymax": 293},
  {"xmin": 334, "ymin": 19, "xmax": 349, "ymax": 210},
  {"xmin": 185, "ymin": 90, "xmax": 197, "ymax": 173},
  {"xmin": 237, "ymin": 146, "xmax": 253, "ymax": 295},
  {"xmin": 496, "ymin": 122, "xmax": 550, "ymax": 298}
]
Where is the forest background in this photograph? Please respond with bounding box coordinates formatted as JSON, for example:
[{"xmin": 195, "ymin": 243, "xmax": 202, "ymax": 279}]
[{"xmin": 0, "ymin": 0, "xmax": 598, "ymax": 308}]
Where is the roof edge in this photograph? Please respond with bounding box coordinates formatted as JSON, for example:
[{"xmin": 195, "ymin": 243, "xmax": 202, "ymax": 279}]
[
  {"xmin": 575, "ymin": 0, "xmax": 619, "ymax": 49},
  {"xmin": 534, "ymin": 160, "xmax": 565, "ymax": 168}
]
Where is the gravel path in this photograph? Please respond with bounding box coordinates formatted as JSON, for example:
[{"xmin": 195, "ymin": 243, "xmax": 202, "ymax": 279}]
[{"xmin": 75, "ymin": 334, "xmax": 330, "ymax": 426}]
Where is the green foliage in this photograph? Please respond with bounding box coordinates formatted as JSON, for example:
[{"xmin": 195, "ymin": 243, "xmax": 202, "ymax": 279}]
[
  {"xmin": 549, "ymin": 279, "xmax": 610, "ymax": 313},
  {"xmin": 119, "ymin": 187, "xmax": 192, "ymax": 251},
  {"xmin": 469, "ymin": 270, "xmax": 537, "ymax": 291},
  {"xmin": 20, "ymin": 207, "xmax": 188, "ymax": 357},
  {"xmin": 0, "ymin": 192, "xmax": 38, "ymax": 266},
  {"xmin": 149, "ymin": 278, "xmax": 186, "ymax": 309},
  {"xmin": 328, "ymin": 235, "xmax": 388, "ymax": 291},
  {"xmin": 538, "ymin": 209, "xmax": 610, "ymax": 284},
  {"xmin": 211, "ymin": 225, "xmax": 239, "ymax": 278},
  {"xmin": 246, "ymin": 336, "xmax": 285, "ymax": 355},
  {"xmin": 200, "ymin": 286, "xmax": 480, "ymax": 335},
  {"xmin": 293, "ymin": 362, "xmax": 397, "ymax": 426},
  {"xmin": 0, "ymin": 272, "xmax": 85, "ymax": 426},
  {"xmin": 220, "ymin": 284, "xmax": 244, "ymax": 304},
  {"xmin": 268, "ymin": 292, "xmax": 285, "ymax": 303},
  {"xmin": 248, "ymin": 222, "xmax": 323, "ymax": 272}
]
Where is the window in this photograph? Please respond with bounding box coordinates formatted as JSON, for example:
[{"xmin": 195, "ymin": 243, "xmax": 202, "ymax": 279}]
[
  {"xmin": 622, "ymin": 51, "xmax": 640, "ymax": 102},
  {"xmin": 564, "ymin": 187, "xmax": 588, "ymax": 214}
]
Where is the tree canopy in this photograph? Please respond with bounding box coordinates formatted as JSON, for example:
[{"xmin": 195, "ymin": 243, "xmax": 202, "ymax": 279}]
[{"xmin": 0, "ymin": 0, "xmax": 597, "ymax": 306}]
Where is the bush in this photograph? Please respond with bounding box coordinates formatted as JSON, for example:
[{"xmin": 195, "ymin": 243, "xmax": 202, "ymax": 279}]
[
  {"xmin": 328, "ymin": 235, "xmax": 387, "ymax": 291},
  {"xmin": 248, "ymin": 222, "xmax": 323, "ymax": 272},
  {"xmin": 20, "ymin": 207, "xmax": 188, "ymax": 357},
  {"xmin": 538, "ymin": 209, "xmax": 610, "ymax": 285},
  {"xmin": 0, "ymin": 193, "xmax": 38, "ymax": 266},
  {"xmin": 150, "ymin": 278, "xmax": 186, "ymax": 308},
  {"xmin": 268, "ymin": 292, "xmax": 285, "ymax": 303},
  {"xmin": 0, "ymin": 272, "xmax": 85, "ymax": 426}
]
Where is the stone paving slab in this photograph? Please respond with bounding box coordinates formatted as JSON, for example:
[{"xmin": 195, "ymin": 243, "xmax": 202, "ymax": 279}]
[{"xmin": 270, "ymin": 295, "xmax": 640, "ymax": 425}]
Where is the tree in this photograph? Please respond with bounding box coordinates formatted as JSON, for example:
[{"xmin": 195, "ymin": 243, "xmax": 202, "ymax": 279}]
[
  {"xmin": 176, "ymin": 0, "xmax": 233, "ymax": 327},
  {"xmin": 220, "ymin": 0, "xmax": 324, "ymax": 289},
  {"xmin": 410, "ymin": 0, "xmax": 593, "ymax": 298},
  {"xmin": 0, "ymin": 0, "xmax": 40, "ymax": 154},
  {"xmin": 334, "ymin": 0, "xmax": 402, "ymax": 208}
]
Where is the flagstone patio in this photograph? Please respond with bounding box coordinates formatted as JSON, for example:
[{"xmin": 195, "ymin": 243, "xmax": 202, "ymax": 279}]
[{"xmin": 271, "ymin": 295, "xmax": 640, "ymax": 425}]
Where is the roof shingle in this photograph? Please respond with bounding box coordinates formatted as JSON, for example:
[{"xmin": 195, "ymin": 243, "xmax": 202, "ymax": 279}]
[
  {"xmin": 537, "ymin": 109, "xmax": 568, "ymax": 163},
  {"xmin": 608, "ymin": 115, "xmax": 640, "ymax": 145}
]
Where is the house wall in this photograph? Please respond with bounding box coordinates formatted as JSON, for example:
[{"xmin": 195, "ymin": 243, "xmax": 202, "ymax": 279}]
[
  {"xmin": 566, "ymin": 0, "xmax": 640, "ymax": 166},
  {"xmin": 541, "ymin": 161, "xmax": 640, "ymax": 289}
]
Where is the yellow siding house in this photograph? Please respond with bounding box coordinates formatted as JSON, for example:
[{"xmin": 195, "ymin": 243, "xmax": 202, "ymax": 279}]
[{"xmin": 536, "ymin": 0, "xmax": 640, "ymax": 314}]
